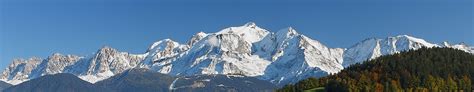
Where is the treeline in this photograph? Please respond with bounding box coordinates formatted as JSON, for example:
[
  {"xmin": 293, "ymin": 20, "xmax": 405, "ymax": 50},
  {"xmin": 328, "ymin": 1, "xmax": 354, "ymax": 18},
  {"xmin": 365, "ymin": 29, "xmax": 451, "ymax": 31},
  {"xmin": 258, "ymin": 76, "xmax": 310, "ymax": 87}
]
[{"xmin": 278, "ymin": 47, "xmax": 474, "ymax": 92}]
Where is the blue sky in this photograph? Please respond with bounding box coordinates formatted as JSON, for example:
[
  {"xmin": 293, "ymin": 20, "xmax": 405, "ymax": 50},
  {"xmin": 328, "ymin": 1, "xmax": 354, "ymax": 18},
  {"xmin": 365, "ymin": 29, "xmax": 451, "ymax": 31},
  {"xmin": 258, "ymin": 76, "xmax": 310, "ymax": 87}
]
[{"xmin": 0, "ymin": 0, "xmax": 472, "ymax": 70}]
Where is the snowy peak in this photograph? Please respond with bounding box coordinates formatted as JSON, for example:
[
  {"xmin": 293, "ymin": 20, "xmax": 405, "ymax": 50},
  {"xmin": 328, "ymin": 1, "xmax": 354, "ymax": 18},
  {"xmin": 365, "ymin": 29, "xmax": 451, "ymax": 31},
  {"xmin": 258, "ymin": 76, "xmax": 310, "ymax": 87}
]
[
  {"xmin": 442, "ymin": 41, "xmax": 451, "ymax": 47},
  {"xmin": 244, "ymin": 22, "xmax": 257, "ymax": 28},
  {"xmin": 380, "ymin": 35, "xmax": 438, "ymax": 54},
  {"xmin": 145, "ymin": 39, "xmax": 187, "ymax": 64},
  {"xmin": 252, "ymin": 27, "xmax": 302, "ymax": 61},
  {"xmin": 0, "ymin": 57, "xmax": 43, "ymax": 85},
  {"xmin": 43, "ymin": 53, "xmax": 82, "ymax": 75},
  {"xmin": 187, "ymin": 32, "xmax": 208, "ymax": 46},
  {"xmin": 343, "ymin": 38, "xmax": 381, "ymax": 67},
  {"xmin": 344, "ymin": 35, "xmax": 437, "ymax": 67},
  {"xmin": 441, "ymin": 41, "xmax": 474, "ymax": 53},
  {"xmin": 149, "ymin": 39, "xmax": 173, "ymax": 51},
  {"xmin": 97, "ymin": 46, "xmax": 118, "ymax": 55},
  {"xmin": 216, "ymin": 22, "xmax": 269, "ymax": 43},
  {"xmin": 276, "ymin": 27, "xmax": 299, "ymax": 40},
  {"xmin": 253, "ymin": 27, "xmax": 344, "ymax": 85},
  {"xmin": 77, "ymin": 46, "xmax": 147, "ymax": 83},
  {"xmin": 388, "ymin": 35, "xmax": 438, "ymax": 48},
  {"xmin": 149, "ymin": 24, "xmax": 344, "ymax": 85},
  {"xmin": 148, "ymin": 39, "xmax": 183, "ymax": 52},
  {"xmin": 47, "ymin": 53, "xmax": 81, "ymax": 63},
  {"xmin": 149, "ymin": 32, "xmax": 271, "ymax": 77},
  {"xmin": 298, "ymin": 35, "xmax": 345, "ymax": 71},
  {"xmin": 213, "ymin": 33, "xmax": 252, "ymax": 53},
  {"xmin": 343, "ymin": 35, "xmax": 474, "ymax": 67},
  {"xmin": 277, "ymin": 27, "xmax": 298, "ymax": 36},
  {"xmin": 1, "ymin": 53, "xmax": 84, "ymax": 85}
]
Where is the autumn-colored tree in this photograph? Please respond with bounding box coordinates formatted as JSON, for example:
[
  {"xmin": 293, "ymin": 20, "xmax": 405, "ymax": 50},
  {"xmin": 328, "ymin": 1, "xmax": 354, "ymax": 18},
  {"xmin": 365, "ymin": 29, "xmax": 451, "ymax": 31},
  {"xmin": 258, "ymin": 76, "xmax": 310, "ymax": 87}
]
[{"xmin": 277, "ymin": 48, "xmax": 474, "ymax": 92}]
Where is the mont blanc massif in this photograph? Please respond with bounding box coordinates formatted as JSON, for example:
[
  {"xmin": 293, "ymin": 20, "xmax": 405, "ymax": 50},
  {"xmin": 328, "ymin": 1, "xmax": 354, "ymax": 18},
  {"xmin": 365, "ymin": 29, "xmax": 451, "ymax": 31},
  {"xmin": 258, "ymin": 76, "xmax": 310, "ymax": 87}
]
[{"xmin": 1, "ymin": 22, "xmax": 473, "ymax": 92}]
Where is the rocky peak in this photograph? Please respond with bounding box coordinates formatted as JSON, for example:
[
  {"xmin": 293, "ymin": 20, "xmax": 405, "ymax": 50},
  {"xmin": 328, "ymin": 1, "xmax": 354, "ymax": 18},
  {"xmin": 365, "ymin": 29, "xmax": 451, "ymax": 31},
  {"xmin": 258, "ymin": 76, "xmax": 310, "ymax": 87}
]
[
  {"xmin": 96, "ymin": 46, "xmax": 119, "ymax": 57},
  {"xmin": 276, "ymin": 27, "xmax": 299, "ymax": 40},
  {"xmin": 187, "ymin": 32, "xmax": 208, "ymax": 46},
  {"xmin": 47, "ymin": 53, "xmax": 80, "ymax": 63},
  {"xmin": 0, "ymin": 57, "xmax": 42, "ymax": 85}
]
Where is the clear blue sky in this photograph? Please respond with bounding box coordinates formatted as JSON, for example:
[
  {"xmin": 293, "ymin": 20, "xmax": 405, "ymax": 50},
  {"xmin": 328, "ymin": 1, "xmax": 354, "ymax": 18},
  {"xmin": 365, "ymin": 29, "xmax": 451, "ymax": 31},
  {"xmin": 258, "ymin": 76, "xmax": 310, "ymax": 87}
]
[{"xmin": 0, "ymin": 0, "xmax": 472, "ymax": 70}]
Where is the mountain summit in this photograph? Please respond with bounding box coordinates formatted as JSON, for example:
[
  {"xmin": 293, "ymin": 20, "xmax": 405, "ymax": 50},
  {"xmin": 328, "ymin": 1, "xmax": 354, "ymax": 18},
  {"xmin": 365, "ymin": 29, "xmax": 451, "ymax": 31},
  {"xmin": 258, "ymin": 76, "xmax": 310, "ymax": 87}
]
[{"xmin": 1, "ymin": 22, "xmax": 473, "ymax": 86}]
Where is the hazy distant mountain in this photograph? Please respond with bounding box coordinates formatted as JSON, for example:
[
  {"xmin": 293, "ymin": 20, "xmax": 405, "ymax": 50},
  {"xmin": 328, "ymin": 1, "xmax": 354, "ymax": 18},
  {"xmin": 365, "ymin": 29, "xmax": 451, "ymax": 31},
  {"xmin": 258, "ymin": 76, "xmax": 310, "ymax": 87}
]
[
  {"xmin": 3, "ymin": 68, "xmax": 277, "ymax": 92},
  {"xmin": 96, "ymin": 68, "xmax": 276, "ymax": 92},
  {"xmin": 94, "ymin": 68, "xmax": 175, "ymax": 92},
  {"xmin": 3, "ymin": 73, "xmax": 111, "ymax": 92},
  {"xmin": 171, "ymin": 75, "xmax": 276, "ymax": 92},
  {"xmin": 1, "ymin": 22, "xmax": 472, "ymax": 87}
]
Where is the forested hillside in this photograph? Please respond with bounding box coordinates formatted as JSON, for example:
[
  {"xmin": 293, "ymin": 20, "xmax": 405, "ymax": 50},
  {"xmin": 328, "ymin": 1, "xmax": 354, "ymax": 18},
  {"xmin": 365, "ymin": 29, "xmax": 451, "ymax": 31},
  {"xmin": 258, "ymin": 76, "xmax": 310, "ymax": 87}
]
[{"xmin": 278, "ymin": 47, "xmax": 474, "ymax": 92}]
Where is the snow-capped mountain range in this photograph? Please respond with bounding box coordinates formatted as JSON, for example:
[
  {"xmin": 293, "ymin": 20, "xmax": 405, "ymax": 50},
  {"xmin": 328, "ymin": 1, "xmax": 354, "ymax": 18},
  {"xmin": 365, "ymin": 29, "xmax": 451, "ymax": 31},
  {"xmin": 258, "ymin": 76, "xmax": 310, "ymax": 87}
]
[{"xmin": 1, "ymin": 22, "xmax": 473, "ymax": 86}]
